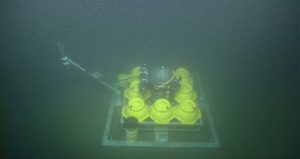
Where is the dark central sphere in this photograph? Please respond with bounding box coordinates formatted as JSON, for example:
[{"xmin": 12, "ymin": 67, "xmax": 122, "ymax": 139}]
[{"xmin": 149, "ymin": 66, "xmax": 173, "ymax": 86}]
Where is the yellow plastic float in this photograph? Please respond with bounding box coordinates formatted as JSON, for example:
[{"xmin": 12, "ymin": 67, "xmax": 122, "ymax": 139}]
[
  {"xmin": 175, "ymin": 84, "xmax": 197, "ymax": 103},
  {"xmin": 130, "ymin": 66, "xmax": 141, "ymax": 80},
  {"xmin": 122, "ymin": 97, "xmax": 149, "ymax": 123},
  {"xmin": 149, "ymin": 99, "xmax": 173, "ymax": 124},
  {"xmin": 174, "ymin": 99, "xmax": 201, "ymax": 124},
  {"xmin": 175, "ymin": 67, "xmax": 193, "ymax": 85},
  {"xmin": 124, "ymin": 78, "xmax": 151, "ymax": 100},
  {"xmin": 124, "ymin": 86, "xmax": 141, "ymax": 99},
  {"xmin": 117, "ymin": 66, "xmax": 141, "ymax": 88}
]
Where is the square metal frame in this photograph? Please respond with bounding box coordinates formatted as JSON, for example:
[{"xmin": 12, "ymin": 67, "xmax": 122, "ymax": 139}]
[{"xmin": 102, "ymin": 81, "xmax": 221, "ymax": 148}]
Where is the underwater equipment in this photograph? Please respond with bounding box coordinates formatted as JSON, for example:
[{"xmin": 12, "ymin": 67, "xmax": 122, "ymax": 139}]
[
  {"xmin": 103, "ymin": 66, "xmax": 221, "ymax": 148},
  {"xmin": 58, "ymin": 43, "xmax": 220, "ymax": 148}
]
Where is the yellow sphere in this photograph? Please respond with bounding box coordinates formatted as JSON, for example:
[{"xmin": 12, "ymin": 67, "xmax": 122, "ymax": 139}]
[
  {"xmin": 131, "ymin": 66, "xmax": 141, "ymax": 77},
  {"xmin": 122, "ymin": 98, "xmax": 149, "ymax": 123},
  {"xmin": 175, "ymin": 84, "xmax": 197, "ymax": 103},
  {"xmin": 174, "ymin": 100, "xmax": 201, "ymax": 124},
  {"xmin": 129, "ymin": 78, "xmax": 140, "ymax": 88},
  {"xmin": 175, "ymin": 67, "xmax": 193, "ymax": 85},
  {"xmin": 124, "ymin": 87, "xmax": 141, "ymax": 99},
  {"xmin": 149, "ymin": 99, "xmax": 174, "ymax": 124}
]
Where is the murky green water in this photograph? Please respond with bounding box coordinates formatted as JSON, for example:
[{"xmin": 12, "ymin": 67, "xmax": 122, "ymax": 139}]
[{"xmin": 1, "ymin": 0, "xmax": 299, "ymax": 158}]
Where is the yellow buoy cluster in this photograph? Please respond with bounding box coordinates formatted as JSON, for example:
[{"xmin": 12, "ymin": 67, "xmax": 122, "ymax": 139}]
[{"xmin": 121, "ymin": 66, "xmax": 201, "ymax": 124}]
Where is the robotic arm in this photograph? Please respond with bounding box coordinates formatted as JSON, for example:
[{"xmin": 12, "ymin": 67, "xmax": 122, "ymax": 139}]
[{"xmin": 57, "ymin": 42, "xmax": 120, "ymax": 94}]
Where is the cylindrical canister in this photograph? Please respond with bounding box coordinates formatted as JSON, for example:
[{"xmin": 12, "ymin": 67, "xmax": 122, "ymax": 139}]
[{"xmin": 125, "ymin": 128, "xmax": 138, "ymax": 142}]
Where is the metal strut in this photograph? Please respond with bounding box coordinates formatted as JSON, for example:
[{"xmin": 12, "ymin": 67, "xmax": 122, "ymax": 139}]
[{"xmin": 57, "ymin": 42, "xmax": 120, "ymax": 94}]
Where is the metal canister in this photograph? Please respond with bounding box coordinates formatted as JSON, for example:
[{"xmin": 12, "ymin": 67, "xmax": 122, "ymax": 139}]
[
  {"xmin": 125, "ymin": 128, "xmax": 138, "ymax": 142},
  {"xmin": 124, "ymin": 117, "xmax": 139, "ymax": 142}
]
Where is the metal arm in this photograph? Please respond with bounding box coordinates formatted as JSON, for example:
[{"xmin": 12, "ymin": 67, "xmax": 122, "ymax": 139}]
[{"xmin": 57, "ymin": 42, "xmax": 120, "ymax": 94}]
